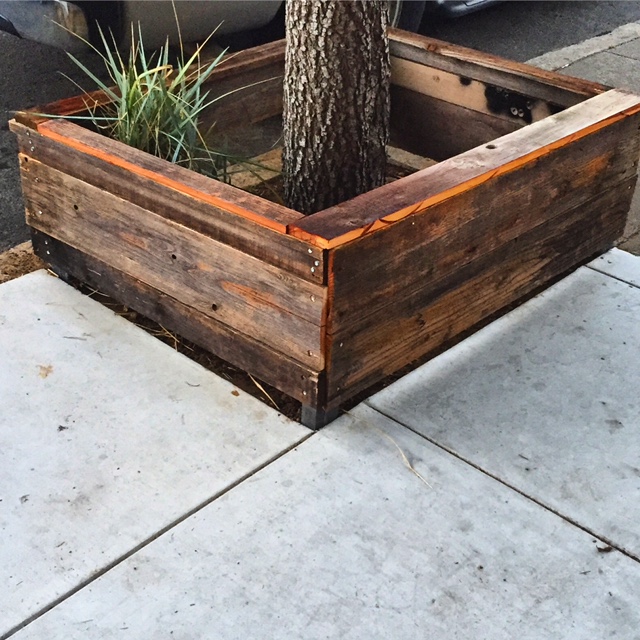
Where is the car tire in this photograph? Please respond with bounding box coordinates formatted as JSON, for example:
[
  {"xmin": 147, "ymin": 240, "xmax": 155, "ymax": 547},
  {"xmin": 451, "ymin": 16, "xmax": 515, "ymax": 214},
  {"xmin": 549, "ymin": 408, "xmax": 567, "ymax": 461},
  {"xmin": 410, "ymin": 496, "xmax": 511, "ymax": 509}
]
[{"xmin": 390, "ymin": 0, "xmax": 426, "ymax": 32}]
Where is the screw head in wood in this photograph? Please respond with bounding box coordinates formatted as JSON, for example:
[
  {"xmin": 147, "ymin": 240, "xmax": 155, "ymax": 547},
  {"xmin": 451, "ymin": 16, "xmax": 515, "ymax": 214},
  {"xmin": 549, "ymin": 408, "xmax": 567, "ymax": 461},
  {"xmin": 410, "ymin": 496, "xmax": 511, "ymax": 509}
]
[
  {"xmin": 308, "ymin": 248, "xmax": 313, "ymax": 254},
  {"xmin": 314, "ymin": 260, "xmax": 320, "ymax": 267},
  {"xmin": 310, "ymin": 267, "xmax": 315, "ymax": 273}
]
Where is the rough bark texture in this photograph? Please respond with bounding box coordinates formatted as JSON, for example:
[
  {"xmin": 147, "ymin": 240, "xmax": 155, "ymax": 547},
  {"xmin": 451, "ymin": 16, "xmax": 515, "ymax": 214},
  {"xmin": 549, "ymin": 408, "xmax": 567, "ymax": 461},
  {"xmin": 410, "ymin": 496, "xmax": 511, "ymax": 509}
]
[{"xmin": 283, "ymin": 0, "xmax": 390, "ymax": 215}]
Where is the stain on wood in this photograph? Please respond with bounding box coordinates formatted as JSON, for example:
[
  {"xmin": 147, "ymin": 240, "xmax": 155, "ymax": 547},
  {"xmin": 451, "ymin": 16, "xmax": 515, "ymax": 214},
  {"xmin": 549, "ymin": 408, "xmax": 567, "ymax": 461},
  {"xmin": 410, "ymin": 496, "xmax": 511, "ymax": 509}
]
[
  {"xmin": 329, "ymin": 113, "xmax": 640, "ymax": 332},
  {"xmin": 391, "ymin": 56, "xmax": 559, "ymax": 125},
  {"xmin": 291, "ymin": 89, "xmax": 640, "ymax": 248},
  {"xmin": 388, "ymin": 29, "xmax": 606, "ymax": 107},
  {"xmin": 36, "ymin": 119, "xmax": 300, "ymax": 232}
]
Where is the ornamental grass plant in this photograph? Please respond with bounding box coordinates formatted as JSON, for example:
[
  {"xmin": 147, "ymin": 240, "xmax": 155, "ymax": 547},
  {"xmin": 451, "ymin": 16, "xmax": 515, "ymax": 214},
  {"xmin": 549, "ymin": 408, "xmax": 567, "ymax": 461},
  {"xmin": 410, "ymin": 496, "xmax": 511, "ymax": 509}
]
[{"xmin": 62, "ymin": 18, "xmax": 245, "ymax": 181}]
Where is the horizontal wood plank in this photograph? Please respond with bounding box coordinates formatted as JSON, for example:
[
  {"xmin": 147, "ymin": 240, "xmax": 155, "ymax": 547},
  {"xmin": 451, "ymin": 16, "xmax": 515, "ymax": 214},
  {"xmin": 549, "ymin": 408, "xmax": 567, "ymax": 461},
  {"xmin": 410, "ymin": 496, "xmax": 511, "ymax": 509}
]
[
  {"xmin": 330, "ymin": 113, "xmax": 640, "ymax": 330},
  {"xmin": 200, "ymin": 38, "xmax": 285, "ymax": 83},
  {"xmin": 11, "ymin": 121, "xmax": 324, "ymax": 284},
  {"xmin": 389, "ymin": 29, "xmax": 605, "ymax": 107},
  {"xmin": 325, "ymin": 176, "xmax": 635, "ymax": 405},
  {"xmin": 20, "ymin": 158, "xmax": 326, "ymax": 369},
  {"xmin": 202, "ymin": 78, "xmax": 282, "ymax": 133},
  {"xmin": 31, "ymin": 230, "xmax": 320, "ymax": 406},
  {"xmin": 199, "ymin": 42, "xmax": 285, "ymax": 130},
  {"xmin": 32, "ymin": 119, "xmax": 302, "ymax": 231},
  {"xmin": 392, "ymin": 57, "xmax": 559, "ymax": 126},
  {"xmin": 200, "ymin": 62, "xmax": 283, "ymax": 132},
  {"xmin": 291, "ymin": 89, "xmax": 640, "ymax": 248},
  {"xmin": 391, "ymin": 85, "xmax": 521, "ymax": 161}
]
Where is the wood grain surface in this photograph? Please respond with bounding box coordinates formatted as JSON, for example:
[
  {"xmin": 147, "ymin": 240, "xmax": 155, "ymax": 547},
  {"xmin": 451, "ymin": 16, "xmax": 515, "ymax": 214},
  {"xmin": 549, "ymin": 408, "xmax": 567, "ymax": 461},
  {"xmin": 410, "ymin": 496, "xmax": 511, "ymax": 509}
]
[
  {"xmin": 291, "ymin": 89, "xmax": 640, "ymax": 248},
  {"xmin": 391, "ymin": 85, "xmax": 521, "ymax": 160},
  {"xmin": 20, "ymin": 157, "xmax": 326, "ymax": 369},
  {"xmin": 325, "ymin": 177, "xmax": 635, "ymax": 405},
  {"xmin": 329, "ymin": 113, "xmax": 640, "ymax": 333},
  {"xmin": 388, "ymin": 29, "xmax": 605, "ymax": 106}
]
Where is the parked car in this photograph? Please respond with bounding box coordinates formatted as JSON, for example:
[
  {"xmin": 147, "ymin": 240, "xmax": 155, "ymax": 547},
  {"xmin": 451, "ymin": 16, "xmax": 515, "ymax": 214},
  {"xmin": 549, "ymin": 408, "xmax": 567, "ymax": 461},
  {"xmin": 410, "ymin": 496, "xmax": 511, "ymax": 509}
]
[
  {"xmin": 0, "ymin": 1, "xmax": 499, "ymax": 52},
  {"xmin": 424, "ymin": 0, "xmax": 501, "ymax": 18},
  {"xmin": 0, "ymin": 1, "xmax": 282, "ymax": 52}
]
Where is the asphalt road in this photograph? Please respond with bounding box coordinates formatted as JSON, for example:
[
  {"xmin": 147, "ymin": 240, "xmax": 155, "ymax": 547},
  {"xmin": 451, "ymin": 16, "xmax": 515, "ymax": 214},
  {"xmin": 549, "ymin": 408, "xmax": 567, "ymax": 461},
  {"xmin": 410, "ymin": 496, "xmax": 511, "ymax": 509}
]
[
  {"xmin": 3, "ymin": 0, "xmax": 640, "ymax": 251},
  {"xmin": 423, "ymin": 0, "xmax": 640, "ymax": 61}
]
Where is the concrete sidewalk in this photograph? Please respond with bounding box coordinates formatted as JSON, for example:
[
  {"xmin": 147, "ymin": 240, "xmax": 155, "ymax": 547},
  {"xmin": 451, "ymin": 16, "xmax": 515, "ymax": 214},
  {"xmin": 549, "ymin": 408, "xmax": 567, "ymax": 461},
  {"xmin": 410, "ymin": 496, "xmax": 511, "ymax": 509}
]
[
  {"xmin": 3, "ymin": 252, "xmax": 640, "ymax": 639},
  {"xmin": 3, "ymin": 25, "xmax": 640, "ymax": 640}
]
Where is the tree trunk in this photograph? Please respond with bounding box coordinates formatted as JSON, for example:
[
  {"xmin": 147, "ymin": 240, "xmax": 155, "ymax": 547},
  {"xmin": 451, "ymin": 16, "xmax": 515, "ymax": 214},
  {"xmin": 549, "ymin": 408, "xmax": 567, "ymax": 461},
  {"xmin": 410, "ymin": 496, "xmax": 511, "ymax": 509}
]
[{"xmin": 283, "ymin": 0, "xmax": 390, "ymax": 215}]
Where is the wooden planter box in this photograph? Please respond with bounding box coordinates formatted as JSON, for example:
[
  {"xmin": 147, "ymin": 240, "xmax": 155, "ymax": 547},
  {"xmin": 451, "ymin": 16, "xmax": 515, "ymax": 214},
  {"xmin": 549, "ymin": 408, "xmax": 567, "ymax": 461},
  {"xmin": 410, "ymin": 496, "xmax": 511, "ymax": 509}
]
[{"xmin": 11, "ymin": 30, "xmax": 640, "ymax": 428}]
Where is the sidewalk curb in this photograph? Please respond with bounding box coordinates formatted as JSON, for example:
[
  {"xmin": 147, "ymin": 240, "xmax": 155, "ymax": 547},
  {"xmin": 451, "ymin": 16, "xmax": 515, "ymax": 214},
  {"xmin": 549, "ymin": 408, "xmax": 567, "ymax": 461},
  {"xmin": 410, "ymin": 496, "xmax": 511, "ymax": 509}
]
[{"xmin": 526, "ymin": 21, "xmax": 640, "ymax": 70}]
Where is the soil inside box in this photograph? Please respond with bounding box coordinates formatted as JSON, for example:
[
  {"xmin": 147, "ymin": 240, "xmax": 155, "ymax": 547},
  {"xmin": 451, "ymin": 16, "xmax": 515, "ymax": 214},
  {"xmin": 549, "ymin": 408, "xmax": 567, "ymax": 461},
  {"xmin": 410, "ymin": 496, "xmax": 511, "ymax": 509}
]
[{"xmin": 209, "ymin": 116, "xmax": 439, "ymax": 203}]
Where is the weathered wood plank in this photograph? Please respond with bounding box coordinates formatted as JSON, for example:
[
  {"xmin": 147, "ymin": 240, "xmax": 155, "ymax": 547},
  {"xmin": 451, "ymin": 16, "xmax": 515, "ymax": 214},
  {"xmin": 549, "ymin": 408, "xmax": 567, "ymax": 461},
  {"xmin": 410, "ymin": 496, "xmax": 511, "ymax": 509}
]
[
  {"xmin": 200, "ymin": 63, "xmax": 283, "ymax": 132},
  {"xmin": 33, "ymin": 119, "xmax": 302, "ymax": 231},
  {"xmin": 11, "ymin": 121, "xmax": 324, "ymax": 284},
  {"xmin": 392, "ymin": 57, "xmax": 559, "ymax": 126},
  {"xmin": 291, "ymin": 89, "xmax": 640, "ymax": 248},
  {"xmin": 20, "ymin": 157, "xmax": 326, "ymax": 369},
  {"xmin": 391, "ymin": 85, "xmax": 521, "ymax": 160},
  {"xmin": 200, "ymin": 38, "xmax": 285, "ymax": 83},
  {"xmin": 31, "ymin": 230, "xmax": 320, "ymax": 406},
  {"xmin": 330, "ymin": 113, "xmax": 640, "ymax": 330},
  {"xmin": 325, "ymin": 176, "xmax": 635, "ymax": 406},
  {"xmin": 388, "ymin": 29, "xmax": 605, "ymax": 107},
  {"xmin": 199, "ymin": 41, "xmax": 285, "ymax": 129}
]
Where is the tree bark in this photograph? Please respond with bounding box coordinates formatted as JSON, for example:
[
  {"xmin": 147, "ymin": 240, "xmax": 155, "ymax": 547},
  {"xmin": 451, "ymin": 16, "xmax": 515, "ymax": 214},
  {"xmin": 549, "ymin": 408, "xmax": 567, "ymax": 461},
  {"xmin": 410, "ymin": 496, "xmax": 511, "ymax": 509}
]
[{"xmin": 283, "ymin": 0, "xmax": 390, "ymax": 215}]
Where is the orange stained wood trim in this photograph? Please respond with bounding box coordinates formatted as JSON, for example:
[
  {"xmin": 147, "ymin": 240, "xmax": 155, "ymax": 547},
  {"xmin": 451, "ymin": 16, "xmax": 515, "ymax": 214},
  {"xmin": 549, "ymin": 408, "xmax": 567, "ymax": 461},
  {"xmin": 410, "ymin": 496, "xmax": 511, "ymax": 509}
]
[
  {"xmin": 289, "ymin": 98, "xmax": 640, "ymax": 250},
  {"xmin": 35, "ymin": 119, "xmax": 296, "ymax": 234}
]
